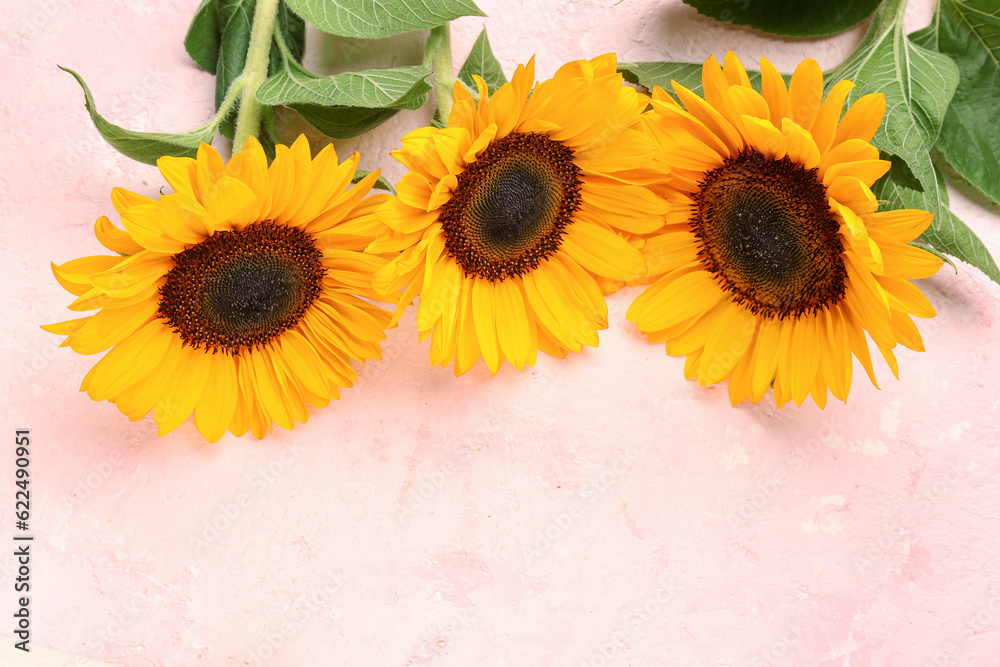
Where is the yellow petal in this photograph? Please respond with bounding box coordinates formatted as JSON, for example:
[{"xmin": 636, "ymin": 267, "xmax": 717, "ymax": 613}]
[
  {"xmin": 577, "ymin": 179, "xmax": 669, "ymax": 235},
  {"xmin": 57, "ymin": 298, "xmax": 158, "ymax": 355},
  {"xmin": 876, "ymin": 339, "xmax": 899, "ymax": 379},
  {"xmin": 787, "ymin": 58, "xmax": 824, "ymax": 130},
  {"xmin": 698, "ymin": 302, "xmax": 756, "ymax": 385},
  {"xmin": 817, "ymin": 138, "xmax": 880, "ymax": 181},
  {"xmin": 157, "ymin": 155, "xmax": 196, "ymax": 194},
  {"xmin": 642, "ymin": 231, "xmax": 700, "ymax": 279},
  {"xmin": 787, "ymin": 315, "xmax": 821, "ymax": 406},
  {"xmin": 278, "ymin": 328, "xmax": 332, "ymax": 399},
  {"xmin": 823, "ymin": 159, "xmax": 891, "ymax": 189},
  {"xmin": 52, "ymin": 255, "xmax": 122, "ymax": 296},
  {"xmin": 425, "ymin": 260, "xmax": 463, "ymax": 365},
  {"xmin": 94, "ymin": 216, "xmax": 144, "ymax": 255},
  {"xmin": 560, "ymin": 220, "xmax": 646, "ymax": 281},
  {"xmin": 118, "ymin": 203, "xmax": 188, "ymax": 255},
  {"xmin": 825, "ymin": 176, "xmax": 878, "ymax": 213},
  {"xmin": 878, "ymin": 241, "xmax": 944, "ymax": 279},
  {"xmin": 155, "ymin": 345, "xmax": 212, "ymax": 436},
  {"xmin": 375, "ymin": 198, "xmax": 440, "ymax": 235},
  {"xmin": 91, "ymin": 252, "xmax": 173, "ymax": 299},
  {"xmin": 749, "ymin": 317, "xmax": 782, "ymax": 403},
  {"xmin": 452, "ymin": 288, "xmax": 481, "ymax": 375},
  {"xmin": 864, "ymin": 209, "xmax": 934, "ymax": 243},
  {"xmin": 111, "ymin": 188, "xmax": 155, "ymax": 217},
  {"xmin": 822, "ymin": 306, "xmax": 852, "ymax": 402},
  {"xmin": 810, "ymin": 79, "xmax": 855, "ymax": 153},
  {"xmin": 760, "ymin": 57, "xmax": 790, "ymax": 125},
  {"xmin": 780, "ymin": 118, "xmax": 821, "ymax": 170},
  {"xmin": 889, "ymin": 309, "xmax": 924, "ymax": 352},
  {"xmin": 627, "ymin": 269, "xmax": 725, "ymax": 332},
  {"xmin": 874, "ymin": 274, "xmax": 936, "ymax": 318},
  {"xmin": 575, "ymin": 129, "xmax": 656, "ymax": 174},
  {"xmin": 84, "ymin": 321, "xmax": 175, "ymax": 400},
  {"xmin": 701, "ymin": 54, "xmax": 730, "ymax": 114},
  {"xmin": 471, "ymin": 278, "xmax": 501, "ymax": 373},
  {"xmin": 740, "ymin": 115, "xmax": 787, "ymax": 160},
  {"xmin": 833, "ymin": 93, "xmax": 886, "ymax": 146},
  {"xmin": 722, "ymin": 51, "xmax": 751, "ymax": 87},
  {"xmin": 672, "ymin": 82, "xmax": 745, "ymax": 156},
  {"xmin": 493, "ymin": 279, "xmax": 532, "ymax": 369},
  {"xmin": 728, "ymin": 86, "xmax": 770, "ymax": 121},
  {"xmin": 645, "ymin": 98, "xmax": 732, "ymax": 160},
  {"xmin": 247, "ymin": 349, "xmax": 294, "ymax": 431},
  {"xmin": 193, "ymin": 352, "xmax": 238, "ymax": 443}
]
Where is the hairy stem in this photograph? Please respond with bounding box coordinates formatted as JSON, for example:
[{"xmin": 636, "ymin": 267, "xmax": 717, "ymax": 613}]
[
  {"xmin": 425, "ymin": 23, "xmax": 456, "ymax": 126},
  {"xmin": 233, "ymin": 0, "xmax": 280, "ymax": 152}
]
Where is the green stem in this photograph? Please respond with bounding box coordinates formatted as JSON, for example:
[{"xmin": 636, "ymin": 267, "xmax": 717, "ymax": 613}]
[
  {"xmin": 211, "ymin": 76, "xmax": 247, "ymax": 128},
  {"xmin": 233, "ymin": 0, "xmax": 280, "ymax": 152},
  {"xmin": 425, "ymin": 23, "xmax": 456, "ymax": 126}
]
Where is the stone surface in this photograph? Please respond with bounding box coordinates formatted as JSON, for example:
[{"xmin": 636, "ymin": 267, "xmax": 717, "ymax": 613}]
[{"xmin": 2, "ymin": 0, "xmax": 1000, "ymax": 665}]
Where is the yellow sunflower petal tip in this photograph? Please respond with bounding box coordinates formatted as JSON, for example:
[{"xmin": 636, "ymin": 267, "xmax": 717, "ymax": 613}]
[
  {"xmin": 45, "ymin": 135, "xmax": 395, "ymax": 441},
  {"xmin": 633, "ymin": 54, "xmax": 942, "ymax": 408},
  {"xmin": 370, "ymin": 55, "xmax": 669, "ymax": 375}
]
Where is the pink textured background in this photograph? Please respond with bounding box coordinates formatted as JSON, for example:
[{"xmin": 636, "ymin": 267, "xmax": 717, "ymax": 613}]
[{"xmin": 3, "ymin": 1, "xmax": 1000, "ymax": 665}]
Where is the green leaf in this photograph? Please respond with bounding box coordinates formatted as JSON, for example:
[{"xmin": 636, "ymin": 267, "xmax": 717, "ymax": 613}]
[
  {"xmin": 257, "ymin": 63, "xmax": 430, "ymax": 138},
  {"xmin": 827, "ymin": 0, "xmax": 959, "ymax": 153},
  {"xmin": 274, "ymin": 0, "xmax": 306, "ymax": 66},
  {"xmin": 881, "ymin": 151, "xmax": 923, "ymax": 193},
  {"xmin": 283, "ymin": 0, "xmax": 485, "ymax": 39},
  {"xmin": 825, "ymin": 0, "xmax": 999, "ymax": 283},
  {"xmin": 60, "ymin": 67, "xmax": 216, "ymax": 165},
  {"xmin": 874, "ymin": 160, "xmax": 999, "ymax": 283},
  {"xmin": 680, "ymin": 0, "xmax": 882, "ymax": 37},
  {"xmin": 458, "ymin": 28, "xmax": 506, "ymax": 96},
  {"xmin": 184, "ymin": 0, "xmax": 222, "ymax": 73},
  {"xmin": 352, "ymin": 168, "xmax": 396, "ymax": 194},
  {"xmin": 294, "ymin": 105, "xmax": 402, "ymax": 139},
  {"xmin": 257, "ymin": 64, "xmax": 430, "ymax": 108},
  {"xmin": 912, "ymin": 0, "xmax": 1000, "ymax": 205},
  {"xmin": 213, "ymin": 0, "xmax": 254, "ymax": 139}
]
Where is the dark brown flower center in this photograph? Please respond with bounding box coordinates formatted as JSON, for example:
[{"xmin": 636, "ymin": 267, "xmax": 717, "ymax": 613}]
[
  {"xmin": 691, "ymin": 149, "xmax": 846, "ymax": 319},
  {"xmin": 157, "ymin": 221, "xmax": 325, "ymax": 354},
  {"xmin": 439, "ymin": 132, "xmax": 582, "ymax": 281}
]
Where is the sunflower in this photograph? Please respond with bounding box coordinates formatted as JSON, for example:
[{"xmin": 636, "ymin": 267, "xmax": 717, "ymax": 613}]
[
  {"xmin": 44, "ymin": 135, "xmax": 395, "ymax": 441},
  {"xmin": 368, "ymin": 54, "xmax": 669, "ymax": 375},
  {"xmin": 627, "ymin": 52, "xmax": 943, "ymax": 408}
]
